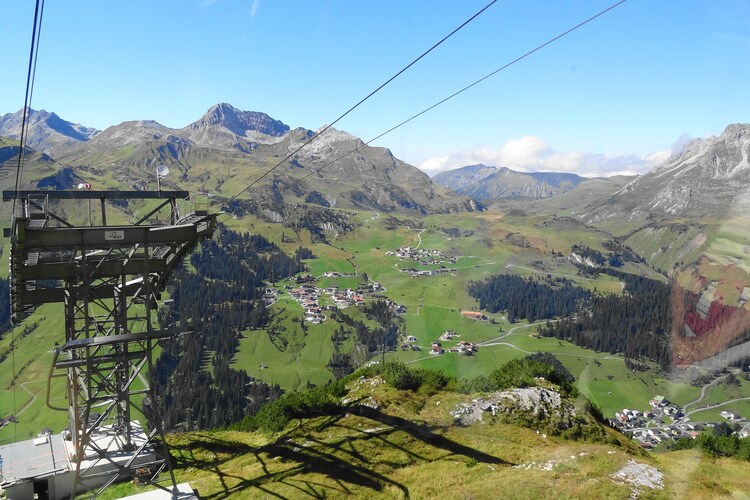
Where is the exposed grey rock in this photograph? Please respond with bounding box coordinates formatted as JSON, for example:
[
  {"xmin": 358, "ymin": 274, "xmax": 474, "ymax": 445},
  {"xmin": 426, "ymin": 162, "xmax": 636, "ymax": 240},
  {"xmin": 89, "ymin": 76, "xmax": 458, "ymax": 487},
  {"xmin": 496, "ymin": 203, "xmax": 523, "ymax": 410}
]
[{"xmin": 583, "ymin": 123, "xmax": 750, "ymax": 221}]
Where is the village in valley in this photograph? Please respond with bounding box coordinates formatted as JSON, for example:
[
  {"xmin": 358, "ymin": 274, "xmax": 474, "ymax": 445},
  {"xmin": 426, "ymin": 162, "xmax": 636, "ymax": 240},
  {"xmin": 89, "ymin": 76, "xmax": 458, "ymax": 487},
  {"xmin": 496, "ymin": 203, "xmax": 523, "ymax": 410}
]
[
  {"xmin": 262, "ymin": 271, "xmax": 403, "ymax": 325},
  {"xmin": 262, "ymin": 242, "xmax": 470, "ymax": 325},
  {"xmin": 388, "ymin": 246, "xmax": 460, "ymax": 277},
  {"xmin": 259, "ymin": 237, "xmax": 750, "ymax": 451},
  {"xmin": 258, "ymin": 240, "xmax": 486, "ymax": 366},
  {"xmin": 610, "ymin": 393, "xmax": 750, "ymax": 449}
]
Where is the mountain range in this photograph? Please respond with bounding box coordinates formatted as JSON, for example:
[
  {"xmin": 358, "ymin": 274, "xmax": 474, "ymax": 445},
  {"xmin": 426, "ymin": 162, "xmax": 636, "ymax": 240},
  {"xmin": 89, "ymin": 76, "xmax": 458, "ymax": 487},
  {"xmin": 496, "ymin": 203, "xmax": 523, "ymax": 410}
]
[
  {"xmin": 0, "ymin": 108, "xmax": 99, "ymax": 157},
  {"xmin": 432, "ymin": 123, "xmax": 750, "ymax": 223},
  {"xmin": 433, "ymin": 164, "xmax": 590, "ymax": 200},
  {"xmin": 2, "ymin": 105, "xmax": 750, "ymax": 224},
  {"xmin": 0, "ymin": 104, "xmax": 478, "ymax": 215}
]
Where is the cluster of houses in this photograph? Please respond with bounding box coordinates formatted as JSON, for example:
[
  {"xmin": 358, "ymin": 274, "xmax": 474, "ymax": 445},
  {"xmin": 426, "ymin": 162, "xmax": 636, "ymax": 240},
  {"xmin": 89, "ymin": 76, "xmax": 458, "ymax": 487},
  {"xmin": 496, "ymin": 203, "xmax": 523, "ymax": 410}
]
[
  {"xmin": 284, "ymin": 274, "xmax": 402, "ymax": 325},
  {"xmin": 431, "ymin": 330, "xmax": 480, "ymax": 356},
  {"xmin": 610, "ymin": 395, "xmax": 750, "ymax": 449},
  {"xmin": 613, "ymin": 397, "xmax": 683, "ymax": 428},
  {"xmin": 440, "ymin": 330, "xmax": 460, "ymax": 341},
  {"xmin": 288, "ymin": 284, "xmax": 327, "ymax": 324},
  {"xmin": 720, "ymin": 410, "xmax": 743, "ymax": 421},
  {"xmin": 326, "ymin": 286, "xmax": 367, "ymax": 309},
  {"xmin": 262, "ymin": 288, "xmax": 278, "ymax": 306},
  {"xmin": 428, "ymin": 339, "xmax": 479, "ymax": 356},
  {"xmin": 388, "ymin": 246, "xmax": 460, "ymax": 278},
  {"xmin": 398, "ymin": 330, "xmax": 479, "ymax": 356},
  {"xmin": 321, "ymin": 271, "xmax": 356, "ymax": 278},
  {"xmin": 400, "ymin": 335, "xmax": 422, "ymax": 352},
  {"xmin": 387, "ymin": 246, "xmax": 457, "ymax": 265},
  {"xmin": 461, "ymin": 310, "xmax": 488, "ymax": 321},
  {"xmin": 400, "ymin": 267, "xmax": 456, "ymax": 278}
]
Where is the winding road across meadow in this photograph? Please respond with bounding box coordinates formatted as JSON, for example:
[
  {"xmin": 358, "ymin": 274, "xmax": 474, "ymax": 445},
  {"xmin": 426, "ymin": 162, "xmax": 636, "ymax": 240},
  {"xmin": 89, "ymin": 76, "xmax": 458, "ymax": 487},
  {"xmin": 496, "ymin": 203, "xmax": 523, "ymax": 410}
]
[{"xmin": 404, "ymin": 319, "xmax": 617, "ymax": 366}]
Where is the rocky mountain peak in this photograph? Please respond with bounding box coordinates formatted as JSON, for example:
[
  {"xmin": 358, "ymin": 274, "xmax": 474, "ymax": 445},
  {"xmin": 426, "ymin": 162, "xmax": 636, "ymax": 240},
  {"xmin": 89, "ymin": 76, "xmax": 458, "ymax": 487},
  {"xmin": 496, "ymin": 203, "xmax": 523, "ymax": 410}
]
[
  {"xmin": 721, "ymin": 123, "xmax": 750, "ymax": 140},
  {"xmin": 0, "ymin": 108, "xmax": 99, "ymax": 155},
  {"xmin": 191, "ymin": 103, "xmax": 290, "ymax": 138},
  {"xmin": 584, "ymin": 123, "xmax": 750, "ymax": 221}
]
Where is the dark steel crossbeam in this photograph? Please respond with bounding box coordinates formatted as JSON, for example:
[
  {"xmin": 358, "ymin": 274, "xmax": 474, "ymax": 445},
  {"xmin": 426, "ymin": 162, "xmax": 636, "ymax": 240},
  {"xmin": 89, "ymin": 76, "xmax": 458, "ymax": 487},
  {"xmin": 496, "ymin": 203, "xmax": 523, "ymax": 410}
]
[
  {"xmin": 3, "ymin": 190, "xmax": 189, "ymax": 201},
  {"xmin": 60, "ymin": 328, "xmax": 178, "ymax": 350},
  {"xmin": 22, "ymin": 257, "xmax": 168, "ymax": 280},
  {"xmin": 21, "ymin": 224, "xmax": 199, "ymax": 251}
]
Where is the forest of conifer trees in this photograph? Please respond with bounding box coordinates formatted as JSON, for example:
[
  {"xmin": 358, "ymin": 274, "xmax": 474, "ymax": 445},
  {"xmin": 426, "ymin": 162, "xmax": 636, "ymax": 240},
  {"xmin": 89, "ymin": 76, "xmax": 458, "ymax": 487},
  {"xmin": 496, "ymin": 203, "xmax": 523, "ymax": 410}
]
[
  {"xmin": 467, "ymin": 271, "xmax": 672, "ymax": 369},
  {"xmin": 467, "ymin": 274, "xmax": 590, "ymax": 322},
  {"xmin": 148, "ymin": 226, "xmax": 309, "ymax": 431}
]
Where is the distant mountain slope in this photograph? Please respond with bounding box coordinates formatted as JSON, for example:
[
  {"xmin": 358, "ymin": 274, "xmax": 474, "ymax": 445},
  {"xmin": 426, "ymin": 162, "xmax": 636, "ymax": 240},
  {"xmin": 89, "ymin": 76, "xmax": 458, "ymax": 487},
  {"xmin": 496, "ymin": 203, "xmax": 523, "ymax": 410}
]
[
  {"xmin": 520, "ymin": 175, "xmax": 634, "ymax": 215},
  {"xmin": 0, "ymin": 135, "xmax": 62, "ymax": 189},
  {"xmin": 43, "ymin": 104, "xmax": 479, "ymax": 215},
  {"xmin": 583, "ymin": 123, "xmax": 750, "ymax": 222},
  {"xmin": 432, "ymin": 164, "xmax": 497, "ymax": 191},
  {"xmin": 0, "ymin": 108, "xmax": 99, "ymax": 157},
  {"xmin": 433, "ymin": 164, "xmax": 586, "ymax": 200}
]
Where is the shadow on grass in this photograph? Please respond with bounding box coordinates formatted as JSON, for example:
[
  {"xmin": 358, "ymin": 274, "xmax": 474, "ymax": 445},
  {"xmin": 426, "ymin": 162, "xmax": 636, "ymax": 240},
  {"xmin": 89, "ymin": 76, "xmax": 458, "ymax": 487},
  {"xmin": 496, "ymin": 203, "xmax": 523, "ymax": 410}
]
[
  {"xmin": 351, "ymin": 405, "xmax": 510, "ymax": 465},
  {"xmin": 168, "ymin": 403, "xmax": 510, "ymax": 499}
]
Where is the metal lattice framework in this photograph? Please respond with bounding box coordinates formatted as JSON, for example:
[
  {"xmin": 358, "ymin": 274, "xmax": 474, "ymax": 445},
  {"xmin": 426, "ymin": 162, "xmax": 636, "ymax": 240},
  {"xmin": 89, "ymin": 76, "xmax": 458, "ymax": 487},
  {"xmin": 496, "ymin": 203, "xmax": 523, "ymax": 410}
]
[{"xmin": 3, "ymin": 190, "xmax": 216, "ymax": 498}]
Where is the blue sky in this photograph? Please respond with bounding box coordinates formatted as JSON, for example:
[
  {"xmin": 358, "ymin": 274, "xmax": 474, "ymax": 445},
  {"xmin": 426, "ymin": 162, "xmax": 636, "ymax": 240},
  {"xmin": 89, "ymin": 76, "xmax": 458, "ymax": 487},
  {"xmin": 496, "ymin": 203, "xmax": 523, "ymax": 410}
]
[{"xmin": 1, "ymin": 0, "xmax": 749, "ymax": 176}]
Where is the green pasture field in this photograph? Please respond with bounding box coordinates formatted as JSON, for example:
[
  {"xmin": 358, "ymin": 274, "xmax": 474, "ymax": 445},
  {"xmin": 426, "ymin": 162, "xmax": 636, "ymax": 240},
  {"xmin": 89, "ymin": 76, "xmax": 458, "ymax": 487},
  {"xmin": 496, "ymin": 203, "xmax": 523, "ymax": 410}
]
[
  {"xmin": 232, "ymin": 303, "xmax": 376, "ymax": 390},
  {"xmin": 0, "ymin": 204, "xmax": 741, "ymax": 445},
  {"xmin": 227, "ymin": 209, "xmax": 735, "ymax": 419},
  {"xmin": 389, "ymin": 321, "xmax": 699, "ymax": 419},
  {"xmin": 315, "ymin": 276, "xmax": 363, "ymax": 291},
  {"xmin": 688, "ymin": 401, "xmax": 750, "ymax": 422},
  {"xmin": 0, "ymin": 305, "xmax": 70, "ymax": 444},
  {"xmin": 685, "ymin": 378, "xmax": 750, "ymax": 421}
]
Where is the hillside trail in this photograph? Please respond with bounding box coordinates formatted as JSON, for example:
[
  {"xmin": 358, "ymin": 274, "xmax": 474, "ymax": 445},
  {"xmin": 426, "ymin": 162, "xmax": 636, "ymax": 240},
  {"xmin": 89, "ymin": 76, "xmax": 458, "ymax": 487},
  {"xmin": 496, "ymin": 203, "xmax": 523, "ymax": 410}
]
[
  {"xmin": 682, "ymin": 375, "xmax": 724, "ymax": 413},
  {"xmin": 685, "ymin": 396, "xmax": 750, "ymax": 418},
  {"xmin": 414, "ymin": 228, "xmax": 426, "ymax": 249},
  {"xmin": 13, "ymin": 378, "xmax": 45, "ymax": 418}
]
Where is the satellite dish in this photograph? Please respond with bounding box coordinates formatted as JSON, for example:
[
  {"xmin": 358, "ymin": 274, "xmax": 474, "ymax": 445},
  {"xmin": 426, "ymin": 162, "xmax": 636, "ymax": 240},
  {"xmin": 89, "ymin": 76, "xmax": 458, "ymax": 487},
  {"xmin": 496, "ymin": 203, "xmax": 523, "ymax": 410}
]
[{"xmin": 156, "ymin": 164, "xmax": 170, "ymax": 192}]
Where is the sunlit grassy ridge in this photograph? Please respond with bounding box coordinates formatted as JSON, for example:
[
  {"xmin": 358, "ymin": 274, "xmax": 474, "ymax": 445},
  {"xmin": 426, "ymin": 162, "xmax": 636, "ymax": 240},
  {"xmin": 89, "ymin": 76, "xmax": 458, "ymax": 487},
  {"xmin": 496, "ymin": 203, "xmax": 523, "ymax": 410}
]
[{"xmin": 90, "ymin": 366, "xmax": 750, "ymax": 499}]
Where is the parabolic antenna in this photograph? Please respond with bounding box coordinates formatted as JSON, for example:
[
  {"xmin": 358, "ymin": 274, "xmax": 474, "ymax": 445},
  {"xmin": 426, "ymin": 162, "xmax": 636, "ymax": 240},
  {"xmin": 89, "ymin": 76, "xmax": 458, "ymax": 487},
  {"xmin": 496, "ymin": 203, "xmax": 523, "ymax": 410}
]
[{"xmin": 156, "ymin": 164, "xmax": 170, "ymax": 177}]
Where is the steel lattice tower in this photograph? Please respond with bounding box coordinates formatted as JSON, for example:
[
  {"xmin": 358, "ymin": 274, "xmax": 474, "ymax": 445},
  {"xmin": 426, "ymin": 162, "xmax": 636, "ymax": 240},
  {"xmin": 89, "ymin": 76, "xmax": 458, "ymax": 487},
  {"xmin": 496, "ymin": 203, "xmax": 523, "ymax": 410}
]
[{"xmin": 4, "ymin": 189, "xmax": 216, "ymax": 498}]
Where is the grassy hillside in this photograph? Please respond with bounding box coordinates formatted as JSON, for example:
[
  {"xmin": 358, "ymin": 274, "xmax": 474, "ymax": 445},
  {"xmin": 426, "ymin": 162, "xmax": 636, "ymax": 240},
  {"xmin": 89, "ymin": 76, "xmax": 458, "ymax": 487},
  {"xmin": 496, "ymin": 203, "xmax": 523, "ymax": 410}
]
[
  {"xmin": 91, "ymin": 368, "xmax": 750, "ymax": 499},
  {"xmin": 0, "ymin": 204, "xmax": 716, "ymax": 445}
]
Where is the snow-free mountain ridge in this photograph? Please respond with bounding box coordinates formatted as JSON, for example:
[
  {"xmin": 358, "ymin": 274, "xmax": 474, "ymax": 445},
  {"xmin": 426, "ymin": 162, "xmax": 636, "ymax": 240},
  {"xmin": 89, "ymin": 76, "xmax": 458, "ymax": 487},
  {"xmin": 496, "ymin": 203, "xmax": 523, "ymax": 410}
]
[
  {"xmin": 0, "ymin": 104, "xmax": 478, "ymax": 215},
  {"xmin": 0, "ymin": 108, "xmax": 100, "ymax": 157},
  {"xmin": 583, "ymin": 123, "xmax": 750, "ymax": 221},
  {"xmin": 433, "ymin": 164, "xmax": 587, "ymax": 200}
]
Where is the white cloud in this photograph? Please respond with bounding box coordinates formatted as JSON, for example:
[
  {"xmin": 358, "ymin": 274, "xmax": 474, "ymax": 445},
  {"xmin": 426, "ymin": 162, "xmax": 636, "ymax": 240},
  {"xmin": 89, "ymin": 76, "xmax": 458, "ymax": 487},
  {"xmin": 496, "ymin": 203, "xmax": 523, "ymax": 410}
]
[
  {"xmin": 670, "ymin": 133, "xmax": 693, "ymax": 155},
  {"xmin": 199, "ymin": 0, "xmax": 219, "ymax": 7},
  {"xmin": 250, "ymin": 0, "xmax": 261, "ymax": 17},
  {"xmin": 498, "ymin": 135, "xmax": 550, "ymax": 167},
  {"xmin": 419, "ymin": 135, "xmax": 668, "ymax": 178}
]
